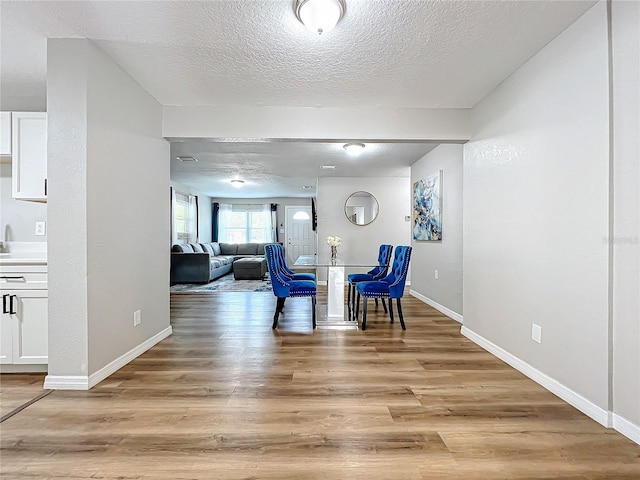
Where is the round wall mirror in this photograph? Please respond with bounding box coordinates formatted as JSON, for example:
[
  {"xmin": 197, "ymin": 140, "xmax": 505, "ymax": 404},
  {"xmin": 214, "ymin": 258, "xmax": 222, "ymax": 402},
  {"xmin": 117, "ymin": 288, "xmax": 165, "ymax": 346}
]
[{"xmin": 344, "ymin": 191, "xmax": 379, "ymax": 226}]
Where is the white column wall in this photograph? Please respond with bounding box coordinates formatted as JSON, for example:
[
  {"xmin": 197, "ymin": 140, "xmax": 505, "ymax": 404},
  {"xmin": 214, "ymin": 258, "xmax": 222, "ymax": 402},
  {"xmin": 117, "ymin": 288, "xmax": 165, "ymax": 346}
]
[
  {"xmin": 85, "ymin": 41, "xmax": 170, "ymax": 375},
  {"xmin": 47, "ymin": 40, "xmax": 90, "ymax": 378},
  {"xmin": 46, "ymin": 39, "xmax": 170, "ymax": 385}
]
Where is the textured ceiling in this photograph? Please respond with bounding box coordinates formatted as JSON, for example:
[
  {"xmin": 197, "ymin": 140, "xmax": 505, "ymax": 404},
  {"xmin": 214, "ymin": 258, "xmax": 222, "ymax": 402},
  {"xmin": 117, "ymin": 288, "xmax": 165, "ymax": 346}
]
[
  {"xmin": 170, "ymin": 140, "xmax": 439, "ymax": 198},
  {"xmin": 1, "ymin": 0, "xmax": 596, "ymax": 109},
  {"xmin": 0, "ymin": 0, "xmax": 596, "ymax": 197}
]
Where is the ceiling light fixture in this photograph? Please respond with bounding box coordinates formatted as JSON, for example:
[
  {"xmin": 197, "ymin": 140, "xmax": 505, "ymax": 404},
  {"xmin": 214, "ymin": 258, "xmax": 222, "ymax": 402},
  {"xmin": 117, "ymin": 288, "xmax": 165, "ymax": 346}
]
[
  {"xmin": 320, "ymin": 165, "xmax": 337, "ymax": 170},
  {"xmin": 343, "ymin": 143, "xmax": 365, "ymax": 155},
  {"xmin": 176, "ymin": 156, "xmax": 198, "ymax": 162},
  {"xmin": 294, "ymin": 0, "xmax": 346, "ymax": 35},
  {"xmin": 230, "ymin": 179, "xmax": 245, "ymax": 188}
]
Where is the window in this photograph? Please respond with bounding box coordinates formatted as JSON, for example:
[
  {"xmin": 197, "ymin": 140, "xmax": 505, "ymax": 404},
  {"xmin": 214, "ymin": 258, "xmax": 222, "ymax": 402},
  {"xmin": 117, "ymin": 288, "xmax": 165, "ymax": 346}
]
[
  {"xmin": 293, "ymin": 211, "xmax": 310, "ymax": 220},
  {"xmin": 172, "ymin": 191, "xmax": 197, "ymax": 243},
  {"xmin": 219, "ymin": 204, "xmax": 274, "ymax": 243}
]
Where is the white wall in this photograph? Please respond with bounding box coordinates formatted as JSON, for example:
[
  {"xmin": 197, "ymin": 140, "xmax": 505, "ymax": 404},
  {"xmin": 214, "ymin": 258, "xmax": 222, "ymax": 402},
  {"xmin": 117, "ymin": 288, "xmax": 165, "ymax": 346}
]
[
  {"xmin": 0, "ymin": 162, "xmax": 47, "ymax": 243},
  {"xmin": 316, "ymin": 177, "xmax": 411, "ymax": 281},
  {"xmin": 410, "ymin": 144, "xmax": 463, "ymax": 319},
  {"xmin": 463, "ymin": 1, "xmax": 610, "ymax": 415},
  {"xmin": 611, "ymin": 0, "xmax": 640, "ymax": 432},
  {"xmin": 171, "ymin": 181, "xmax": 213, "ymax": 243},
  {"xmin": 47, "ymin": 39, "xmax": 170, "ymax": 385}
]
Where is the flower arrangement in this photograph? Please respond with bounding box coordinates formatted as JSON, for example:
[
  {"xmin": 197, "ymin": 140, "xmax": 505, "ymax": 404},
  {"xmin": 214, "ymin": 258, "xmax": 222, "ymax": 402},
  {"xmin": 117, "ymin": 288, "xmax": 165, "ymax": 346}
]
[
  {"xmin": 326, "ymin": 236, "xmax": 342, "ymax": 247},
  {"xmin": 326, "ymin": 236, "xmax": 342, "ymax": 260}
]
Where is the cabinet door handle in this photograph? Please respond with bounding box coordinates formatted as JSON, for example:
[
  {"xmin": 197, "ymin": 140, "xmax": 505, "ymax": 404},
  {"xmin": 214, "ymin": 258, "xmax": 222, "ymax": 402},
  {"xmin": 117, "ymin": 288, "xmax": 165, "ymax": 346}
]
[
  {"xmin": 44, "ymin": 178, "xmax": 48, "ymax": 196},
  {"xmin": 0, "ymin": 276, "xmax": 25, "ymax": 280},
  {"xmin": 9, "ymin": 295, "xmax": 17, "ymax": 315},
  {"xmin": 2, "ymin": 294, "xmax": 8, "ymax": 314}
]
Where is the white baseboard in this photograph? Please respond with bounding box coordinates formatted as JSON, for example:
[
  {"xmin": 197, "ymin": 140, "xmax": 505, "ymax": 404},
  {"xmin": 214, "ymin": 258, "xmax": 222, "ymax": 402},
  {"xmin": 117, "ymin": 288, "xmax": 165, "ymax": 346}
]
[
  {"xmin": 0, "ymin": 364, "xmax": 47, "ymax": 373},
  {"xmin": 410, "ymin": 290, "xmax": 463, "ymax": 323},
  {"xmin": 43, "ymin": 374, "xmax": 89, "ymax": 390},
  {"xmin": 44, "ymin": 326, "xmax": 173, "ymax": 390},
  {"xmin": 613, "ymin": 413, "xmax": 640, "ymax": 445},
  {"xmin": 460, "ymin": 326, "xmax": 611, "ymax": 428}
]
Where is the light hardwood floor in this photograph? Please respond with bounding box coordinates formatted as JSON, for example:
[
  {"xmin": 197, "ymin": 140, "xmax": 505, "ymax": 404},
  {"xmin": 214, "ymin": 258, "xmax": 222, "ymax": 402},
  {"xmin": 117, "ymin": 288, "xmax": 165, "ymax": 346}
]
[{"xmin": 1, "ymin": 290, "xmax": 639, "ymax": 479}]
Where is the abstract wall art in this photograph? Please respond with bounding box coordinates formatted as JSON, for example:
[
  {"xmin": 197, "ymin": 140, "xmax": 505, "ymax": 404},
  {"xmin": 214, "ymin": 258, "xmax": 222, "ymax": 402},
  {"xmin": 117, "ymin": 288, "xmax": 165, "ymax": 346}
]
[{"xmin": 413, "ymin": 171, "xmax": 442, "ymax": 241}]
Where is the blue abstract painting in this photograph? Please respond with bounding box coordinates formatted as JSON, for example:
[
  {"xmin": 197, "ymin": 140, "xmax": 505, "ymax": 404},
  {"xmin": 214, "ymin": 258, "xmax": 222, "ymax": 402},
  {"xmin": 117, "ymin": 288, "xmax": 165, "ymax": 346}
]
[{"xmin": 413, "ymin": 171, "xmax": 442, "ymax": 241}]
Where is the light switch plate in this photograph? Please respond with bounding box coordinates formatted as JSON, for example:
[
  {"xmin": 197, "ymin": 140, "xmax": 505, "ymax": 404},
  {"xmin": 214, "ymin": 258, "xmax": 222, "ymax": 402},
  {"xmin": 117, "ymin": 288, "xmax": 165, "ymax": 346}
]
[{"xmin": 532, "ymin": 324, "xmax": 542, "ymax": 343}]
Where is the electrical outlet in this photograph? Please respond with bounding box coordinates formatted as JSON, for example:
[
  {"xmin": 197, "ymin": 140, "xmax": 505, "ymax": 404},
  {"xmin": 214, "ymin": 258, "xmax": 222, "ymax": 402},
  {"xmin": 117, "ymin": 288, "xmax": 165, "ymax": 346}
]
[
  {"xmin": 35, "ymin": 222, "xmax": 46, "ymax": 236},
  {"xmin": 434, "ymin": 269, "xmax": 439, "ymax": 280},
  {"xmin": 532, "ymin": 323, "xmax": 542, "ymax": 343},
  {"xmin": 133, "ymin": 310, "xmax": 141, "ymax": 326}
]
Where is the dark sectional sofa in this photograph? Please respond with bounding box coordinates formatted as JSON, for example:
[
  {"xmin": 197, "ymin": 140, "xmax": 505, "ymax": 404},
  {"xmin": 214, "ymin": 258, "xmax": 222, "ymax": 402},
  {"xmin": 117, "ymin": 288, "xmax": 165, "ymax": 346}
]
[{"xmin": 170, "ymin": 242, "xmax": 271, "ymax": 284}]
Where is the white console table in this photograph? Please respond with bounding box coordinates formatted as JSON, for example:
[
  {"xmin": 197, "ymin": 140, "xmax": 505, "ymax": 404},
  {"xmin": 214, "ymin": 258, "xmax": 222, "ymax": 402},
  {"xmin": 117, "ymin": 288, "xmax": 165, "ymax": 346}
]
[{"xmin": 294, "ymin": 255, "xmax": 379, "ymax": 330}]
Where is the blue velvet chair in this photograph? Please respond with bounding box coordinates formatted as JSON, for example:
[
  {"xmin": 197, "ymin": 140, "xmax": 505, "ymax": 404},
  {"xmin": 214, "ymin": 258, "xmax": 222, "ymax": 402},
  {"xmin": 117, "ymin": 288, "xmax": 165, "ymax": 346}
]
[
  {"xmin": 274, "ymin": 243, "xmax": 316, "ymax": 282},
  {"xmin": 356, "ymin": 246, "xmax": 412, "ymax": 330},
  {"xmin": 347, "ymin": 244, "xmax": 392, "ymax": 316},
  {"xmin": 265, "ymin": 244, "xmax": 316, "ymax": 329}
]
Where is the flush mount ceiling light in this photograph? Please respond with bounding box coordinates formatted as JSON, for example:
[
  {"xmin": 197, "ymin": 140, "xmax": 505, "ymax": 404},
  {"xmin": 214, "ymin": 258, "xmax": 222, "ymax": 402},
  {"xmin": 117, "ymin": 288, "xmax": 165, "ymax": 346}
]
[
  {"xmin": 176, "ymin": 156, "xmax": 198, "ymax": 162},
  {"xmin": 295, "ymin": 0, "xmax": 346, "ymax": 35},
  {"xmin": 230, "ymin": 179, "xmax": 245, "ymax": 188},
  {"xmin": 320, "ymin": 165, "xmax": 337, "ymax": 170},
  {"xmin": 343, "ymin": 143, "xmax": 365, "ymax": 155}
]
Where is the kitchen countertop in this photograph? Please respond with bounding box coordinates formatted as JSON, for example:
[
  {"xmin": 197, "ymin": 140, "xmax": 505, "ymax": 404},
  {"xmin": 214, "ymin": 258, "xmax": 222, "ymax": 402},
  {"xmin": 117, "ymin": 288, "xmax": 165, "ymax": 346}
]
[{"xmin": 0, "ymin": 252, "xmax": 48, "ymax": 265}]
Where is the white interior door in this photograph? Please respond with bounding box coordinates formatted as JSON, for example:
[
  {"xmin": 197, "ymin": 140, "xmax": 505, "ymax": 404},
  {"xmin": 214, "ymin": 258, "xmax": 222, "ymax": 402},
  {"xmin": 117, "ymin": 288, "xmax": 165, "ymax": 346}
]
[{"xmin": 285, "ymin": 206, "xmax": 315, "ymax": 265}]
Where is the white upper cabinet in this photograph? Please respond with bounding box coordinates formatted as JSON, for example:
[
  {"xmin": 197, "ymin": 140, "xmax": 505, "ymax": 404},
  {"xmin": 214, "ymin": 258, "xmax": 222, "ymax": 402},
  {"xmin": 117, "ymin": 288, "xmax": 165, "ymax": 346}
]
[
  {"xmin": 11, "ymin": 112, "xmax": 47, "ymax": 202},
  {"xmin": 0, "ymin": 112, "xmax": 11, "ymax": 156}
]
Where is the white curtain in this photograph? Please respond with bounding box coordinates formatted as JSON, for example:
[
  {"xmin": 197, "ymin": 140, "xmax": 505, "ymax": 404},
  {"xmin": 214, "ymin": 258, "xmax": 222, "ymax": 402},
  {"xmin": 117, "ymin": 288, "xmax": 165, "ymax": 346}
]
[
  {"xmin": 188, "ymin": 195, "xmax": 198, "ymax": 242},
  {"xmin": 262, "ymin": 203, "xmax": 274, "ymax": 243},
  {"xmin": 218, "ymin": 203, "xmax": 233, "ymax": 242},
  {"xmin": 170, "ymin": 188, "xmax": 178, "ymax": 245}
]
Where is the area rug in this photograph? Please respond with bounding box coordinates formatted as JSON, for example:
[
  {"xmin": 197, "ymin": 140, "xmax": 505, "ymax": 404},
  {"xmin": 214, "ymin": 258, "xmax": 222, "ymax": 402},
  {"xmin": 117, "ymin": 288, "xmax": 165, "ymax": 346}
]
[{"xmin": 170, "ymin": 274, "xmax": 272, "ymax": 293}]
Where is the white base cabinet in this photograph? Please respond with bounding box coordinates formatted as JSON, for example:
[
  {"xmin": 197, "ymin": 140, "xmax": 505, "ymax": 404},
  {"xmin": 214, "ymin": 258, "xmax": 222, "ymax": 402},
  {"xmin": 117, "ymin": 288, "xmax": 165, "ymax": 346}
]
[{"xmin": 0, "ymin": 264, "xmax": 48, "ymax": 366}]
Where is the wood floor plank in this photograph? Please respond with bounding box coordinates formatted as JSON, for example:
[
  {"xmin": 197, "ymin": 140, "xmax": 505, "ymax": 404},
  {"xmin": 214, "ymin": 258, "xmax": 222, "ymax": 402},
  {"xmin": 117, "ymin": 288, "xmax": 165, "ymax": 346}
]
[
  {"xmin": 0, "ymin": 374, "xmax": 47, "ymax": 419},
  {"xmin": 1, "ymin": 290, "xmax": 638, "ymax": 479}
]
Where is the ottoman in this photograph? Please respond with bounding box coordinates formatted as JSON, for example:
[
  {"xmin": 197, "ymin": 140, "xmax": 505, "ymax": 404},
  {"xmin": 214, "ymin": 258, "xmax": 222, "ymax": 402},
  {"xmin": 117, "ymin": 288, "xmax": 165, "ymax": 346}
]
[{"xmin": 233, "ymin": 257, "xmax": 268, "ymax": 280}]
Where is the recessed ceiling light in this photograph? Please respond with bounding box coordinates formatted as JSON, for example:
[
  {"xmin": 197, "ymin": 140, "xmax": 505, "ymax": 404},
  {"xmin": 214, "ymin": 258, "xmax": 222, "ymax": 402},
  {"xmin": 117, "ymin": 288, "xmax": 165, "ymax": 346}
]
[
  {"xmin": 230, "ymin": 179, "xmax": 245, "ymax": 188},
  {"xmin": 302, "ymin": 185, "xmax": 313, "ymax": 190},
  {"xmin": 320, "ymin": 165, "xmax": 337, "ymax": 170},
  {"xmin": 177, "ymin": 156, "xmax": 198, "ymax": 162},
  {"xmin": 343, "ymin": 143, "xmax": 365, "ymax": 155}
]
